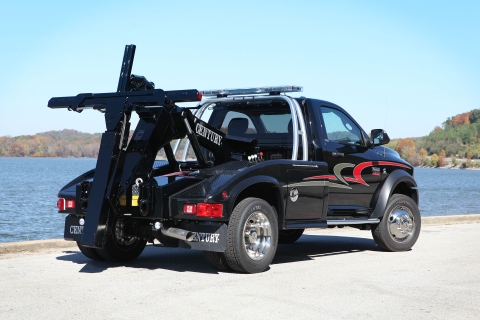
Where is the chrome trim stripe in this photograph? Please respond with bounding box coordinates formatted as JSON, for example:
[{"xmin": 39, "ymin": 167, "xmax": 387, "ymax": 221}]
[
  {"xmin": 284, "ymin": 181, "xmax": 352, "ymax": 189},
  {"xmin": 327, "ymin": 219, "xmax": 380, "ymax": 225},
  {"xmin": 284, "ymin": 181, "xmax": 326, "ymax": 188},
  {"xmin": 292, "ymin": 164, "xmax": 318, "ymax": 167}
]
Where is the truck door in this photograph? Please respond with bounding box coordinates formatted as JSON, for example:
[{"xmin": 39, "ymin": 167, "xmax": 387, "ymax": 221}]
[{"xmin": 318, "ymin": 106, "xmax": 381, "ymax": 211}]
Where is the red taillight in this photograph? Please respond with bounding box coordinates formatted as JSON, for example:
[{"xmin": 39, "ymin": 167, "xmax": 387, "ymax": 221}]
[
  {"xmin": 57, "ymin": 198, "xmax": 65, "ymax": 211},
  {"xmin": 197, "ymin": 92, "xmax": 203, "ymax": 100},
  {"xmin": 183, "ymin": 203, "xmax": 196, "ymax": 214},
  {"xmin": 57, "ymin": 198, "xmax": 75, "ymax": 211},
  {"xmin": 221, "ymin": 191, "xmax": 228, "ymax": 199},
  {"xmin": 196, "ymin": 204, "xmax": 223, "ymax": 218},
  {"xmin": 66, "ymin": 200, "xmax": 75, "ymax": 209}
]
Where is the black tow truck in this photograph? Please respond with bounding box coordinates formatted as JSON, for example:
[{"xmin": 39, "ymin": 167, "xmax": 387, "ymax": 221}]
[{"xmin": 51, "ymin": 45, "xmax": 421, "ymax": 273}]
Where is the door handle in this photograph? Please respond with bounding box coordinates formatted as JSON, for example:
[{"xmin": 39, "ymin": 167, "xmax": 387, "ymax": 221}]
[{"xmin": 332, "ymin": 152, "xmax": 344, "ymax": 157}]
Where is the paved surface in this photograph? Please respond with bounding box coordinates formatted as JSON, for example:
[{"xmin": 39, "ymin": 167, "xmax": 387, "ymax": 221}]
[{"xmin": 1, "ymin": 223, "xmax": 479, "ymax": 319}]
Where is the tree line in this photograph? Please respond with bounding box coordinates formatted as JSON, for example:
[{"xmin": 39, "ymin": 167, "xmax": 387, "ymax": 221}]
[
  {"xmin": 0, "ymin": 130, "xmax": 101, "ymax": 158},
  {"xmin": 2, "ymin": 108, "xmax": 480, "ymax": 167},
  {"xmin": 387, "ymin": 108, "xmax": 480, "ymax": 168},
  {"xmin": 0, "ymin": 129, "xmax": 182, "ymax": 159}
]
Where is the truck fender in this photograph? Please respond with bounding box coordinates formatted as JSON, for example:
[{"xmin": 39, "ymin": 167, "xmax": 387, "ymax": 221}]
[
  {"xmin": 370, "ymin": 169, "xmax": 418, "ymax": 219},
  {"xmin": 226, "ymin": 175, "xmax": 283, "ymax": 221},
  {"xmin": 60, "ymin": 169, "xmax": 95, "ymax": 191}
]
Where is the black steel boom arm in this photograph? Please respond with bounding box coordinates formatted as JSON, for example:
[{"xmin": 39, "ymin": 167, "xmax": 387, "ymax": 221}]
[{"xmin": 48, "ymin": 44, "xmax": 250, "ymax": 248}]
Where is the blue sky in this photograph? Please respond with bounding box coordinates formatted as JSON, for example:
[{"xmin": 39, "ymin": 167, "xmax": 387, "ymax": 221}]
[{"xmin": 0, "ymin": 0, "xmax": 479, "ymax": 139}]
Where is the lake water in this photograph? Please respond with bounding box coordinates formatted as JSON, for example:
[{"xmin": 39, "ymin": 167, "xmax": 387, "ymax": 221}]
[{"xmin": 0, "ymin": 158, "xmax": 479, "ymax": 243}]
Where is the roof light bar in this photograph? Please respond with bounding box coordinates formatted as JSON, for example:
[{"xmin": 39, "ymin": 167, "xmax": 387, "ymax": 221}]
[{"xmin": 200, "ymin": 85, "xmax": 303, "ymax": 97}]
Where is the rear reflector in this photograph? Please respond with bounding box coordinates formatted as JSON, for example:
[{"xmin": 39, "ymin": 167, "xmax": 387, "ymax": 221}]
[
  {"xmin": 57, "ymin": 198, "xmax": 65, "ymax": 211},
  {"xmin": 66, "ymin": 200, "xmax": 75, "ymax": 209},
  {"xmin": 183, "ymin": 203, "xmax": 196, "ymax": 214},
  {"xmin": 196, "ymin": 203, "xmax": 223, "ymax": 218}
]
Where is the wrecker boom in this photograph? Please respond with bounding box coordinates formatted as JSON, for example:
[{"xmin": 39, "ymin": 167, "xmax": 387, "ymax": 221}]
[{"xmin": 48, "ymin": 45, "xmax": 254, "ymax": 248}]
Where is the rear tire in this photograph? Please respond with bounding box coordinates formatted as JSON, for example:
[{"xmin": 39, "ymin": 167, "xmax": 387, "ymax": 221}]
[
  {"xmin": 278, "ymin": 229, "xmax": 304, "ymax": 244},
  {"xmin": 203, "ymin": 251, "xmax": 232, "ymax": 272},
  {"xmin": 96, "ymin": 218, "xmax": 147, "ymax": 262},
  {"xmin": 76, "ymin": 242, "xmax": 104, "ymax": 261},
  {"xmin": 224, "ymin": 198, "xmax": 278, "ymax": 274},
  {"xmin": 372, "ymin": 194, "xmax": 421, "ymax": 252}
]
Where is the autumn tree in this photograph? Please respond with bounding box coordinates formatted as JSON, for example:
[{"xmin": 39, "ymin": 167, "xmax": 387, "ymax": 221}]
[
  {"xmin": 452, "ymin": 112, "xmax": 471, "ymax": 126},
  {"xmin": 395, "ymin": 138, "xmax": 416, "ymax": 160},
  {"xmin": 430, "ymin": 153, "xmax": 439, "ymax": 167},
  {"xmin": 438, "ymin": 150, "xmax": 446, "ymax": 167},
  {"xmin": 0, "ymin": 136, "xmax": 14, "ymax": 156},
  {"xmin": 9, "ymin": 142, "xmax": 25, "ymax": 157},
  {"xmin": 406, "ymin": 150, "xmax": 421, "ymax": 166},
  {"xmin": 419, "ymin": 148, "xmax": 427, "ymax": 161}
]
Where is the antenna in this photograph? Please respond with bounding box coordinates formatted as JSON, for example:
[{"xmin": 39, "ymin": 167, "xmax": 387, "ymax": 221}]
[{"xmin": 385, "ymin": 95, "xmax": 388, "ymax": 129}]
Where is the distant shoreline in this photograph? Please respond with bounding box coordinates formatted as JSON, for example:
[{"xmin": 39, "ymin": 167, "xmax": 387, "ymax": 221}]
[
  {"xmin": 0, "ymin": 156, "xmax": 96, "ymax": 159},
  {"xmin": 415, "ymin": 164, "xmax": 480, "ymax": 171},
  {"xmin": 2, "ymin": 156, "xmax": 480, "ymax": 170}
]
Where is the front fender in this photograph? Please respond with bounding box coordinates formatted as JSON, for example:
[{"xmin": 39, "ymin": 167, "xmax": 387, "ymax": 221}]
[{"xmin": 370, "ymin": 169, "xmax": 418, "ymax": 219}]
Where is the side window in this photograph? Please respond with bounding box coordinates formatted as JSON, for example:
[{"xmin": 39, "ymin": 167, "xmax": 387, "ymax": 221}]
[{"xmin": 321, "ymin": 107, "xmax": 363, "ymax": 145}]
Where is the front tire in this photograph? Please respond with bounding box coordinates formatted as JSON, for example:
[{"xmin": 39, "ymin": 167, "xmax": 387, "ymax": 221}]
[
  {"xmin": 372, "ymin": 194, "xmax": 421, "ymax": 252},
  {"xmin": 96, "ymin": 218, "xmax": 147, "ymax": 262},
  {"xmin": 224, "ymin": 198, "xmax": 278, "ymax": 274}
]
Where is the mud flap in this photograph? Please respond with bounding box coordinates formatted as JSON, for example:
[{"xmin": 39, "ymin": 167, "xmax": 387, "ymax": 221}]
[
  {"xmin": 178, "ymin": 223, "xmax": 227, "ymax": 252},
  {"xmin": 64, "ymin": 215, "xmax": 84, "ymax": 242}
]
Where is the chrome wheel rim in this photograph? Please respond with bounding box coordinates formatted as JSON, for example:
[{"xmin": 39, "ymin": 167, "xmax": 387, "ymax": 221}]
[
  {"xmin": 243, "ymin": 211, "xmax": 272, "ymax": 261},
  {"xmin": 387, "ymin": 206, "xmax": 415, "ymax": 243}
]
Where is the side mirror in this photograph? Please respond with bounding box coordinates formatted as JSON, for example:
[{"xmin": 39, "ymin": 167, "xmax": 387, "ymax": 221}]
[{"xmin": 370, "ymin": 129, "xmax": 390, "ymax": 146}]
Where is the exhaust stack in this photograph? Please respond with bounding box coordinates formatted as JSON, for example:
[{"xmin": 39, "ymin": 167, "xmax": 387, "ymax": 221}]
[{"xmin": 161, "ymin": 227, "xmax": 195, "ymax": 242}]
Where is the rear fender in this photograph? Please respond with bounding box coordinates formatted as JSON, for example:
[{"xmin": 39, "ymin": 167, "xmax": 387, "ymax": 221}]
[
  {"xmin": 370, "ymin": 169, "xmax": 418, "ymax": 219},
  {"xmin": 227, "ymin": 176, "xmax": 284, "ymax": 225},
  {"xmin": 60, "ymin": 169, "xmax": 95, "ymax": 192}
]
